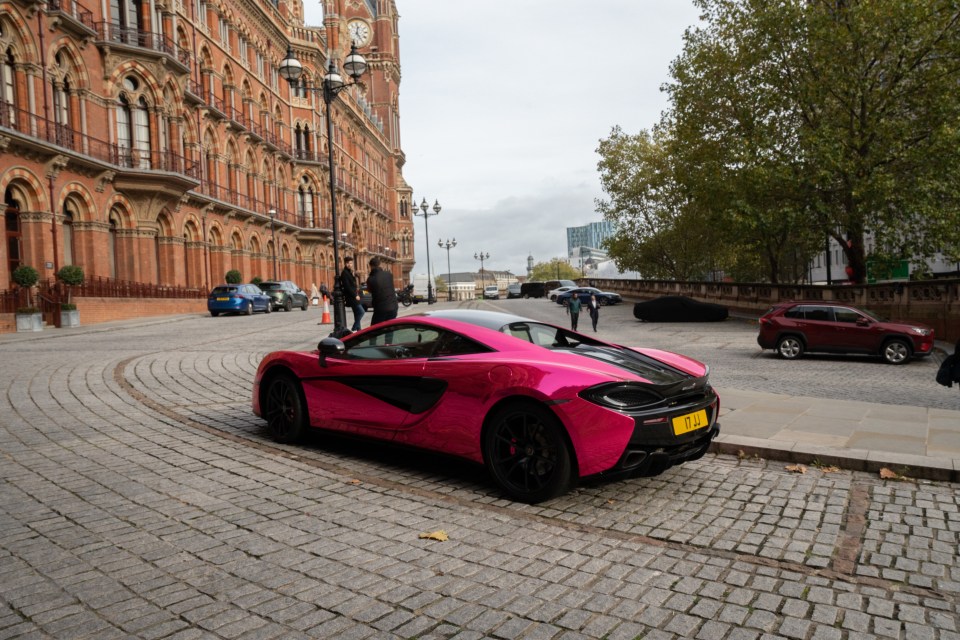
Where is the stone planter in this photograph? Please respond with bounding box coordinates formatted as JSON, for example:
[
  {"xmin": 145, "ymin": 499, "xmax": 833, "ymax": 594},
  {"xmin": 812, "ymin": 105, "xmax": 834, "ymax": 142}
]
[
  {"xmin": 61, "ymin": 309, "xmax": 80, "ymax": 328},
  {"xmin": 16, "ymin": 312, "xmax": 43, "ymax": 332}
]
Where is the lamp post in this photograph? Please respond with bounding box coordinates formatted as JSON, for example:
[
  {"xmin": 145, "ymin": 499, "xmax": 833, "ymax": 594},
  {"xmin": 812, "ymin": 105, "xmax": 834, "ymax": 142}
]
[
  {"xmin": 474, "ymin": 251, "xmax": 490, "ymax": 293},
  {"xmin": 268, "ymin": 208, "xmax": 278, "ymax": 280},
  {"xmin": 438, "ymin": 237, "xmax": 456, "ymax": 301},
  {"xmin": 279, "ymin": 44, "xmax": 367, "ymax": 337},
  {"xmin": 415, "ymin": 198, "xmax": 440, "ymax": 303}
]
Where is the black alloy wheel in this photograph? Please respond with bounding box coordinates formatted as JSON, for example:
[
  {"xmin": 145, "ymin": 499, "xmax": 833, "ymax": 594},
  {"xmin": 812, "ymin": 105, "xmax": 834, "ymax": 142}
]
[
  {"xmin": 264, "ymin": 374, "xmax": 307, "ymax": 443},
  {"xmin": 284, "ymin": 297, "xmax": 293, "ymax": 311},
  {"xmin": 483, "ymin": 402, "xmax": 573, "ymax": 503}
]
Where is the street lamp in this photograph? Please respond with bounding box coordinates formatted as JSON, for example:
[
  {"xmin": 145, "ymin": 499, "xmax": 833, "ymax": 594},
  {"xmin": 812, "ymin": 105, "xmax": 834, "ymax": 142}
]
[
  {"xmin": 268, "ymin": 209, "xmax": 278, "ymax": 280},
  {"xmin": 415, "ymin": 198, "xmax": 441, "ymax": 304},
  {"xmin": 474, "ymin": 251, "xmax": 490, "ymax": 291},
  {"xmin": 279, "ymin": 43, "xmax": 367, "ymax": 337},
  {"xmin": 438, "ymin": 237, "xmax": 456, "ymax": 301}
]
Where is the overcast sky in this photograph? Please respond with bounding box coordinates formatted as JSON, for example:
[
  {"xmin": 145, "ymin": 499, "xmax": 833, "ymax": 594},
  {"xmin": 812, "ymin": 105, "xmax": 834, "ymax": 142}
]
[{"xmin": 307, "ymin": 1, "xmax": 701, "ymax": 278}]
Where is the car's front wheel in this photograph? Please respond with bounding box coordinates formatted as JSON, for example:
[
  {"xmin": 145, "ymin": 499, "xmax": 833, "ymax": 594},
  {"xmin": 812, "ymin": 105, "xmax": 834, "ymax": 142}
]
[
  {"xmin": 882, "ymin": 338, "xmax": 911, "ymax": 365},
  {"xmin": 284, "ymin": 297, "xmax": 293, "ymax": 312},
  {"xmin": 300, "ymin": 299, "xmax": 309, "ymax": 311},
  {"xmin": 483, "ymin": 402, "xmax": 574, "ymax": 504},
  {"xmin": 263, "ymin": 373, "xmax": 307, "ymax": 443},
  {"xmin": 599, "ymin": 297, "xmax": 608, "ymax": 306},
  {"xmin": 265, "ymin": 302, "xmax": 271, "ymax": 314},
  {"xmin": 776, "ymin": 335, "xmax": 803, "ymax": 359}
]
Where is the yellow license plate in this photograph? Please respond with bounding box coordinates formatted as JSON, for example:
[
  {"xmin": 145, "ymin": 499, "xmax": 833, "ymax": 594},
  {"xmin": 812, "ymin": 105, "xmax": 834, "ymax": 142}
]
[
  {"xmin": 672, "ymin": 410, "xmax": 708, "ymax": 436},
  {"xmin": 216, "ymin": 297, "xmax": 229, "ymax": 301}
]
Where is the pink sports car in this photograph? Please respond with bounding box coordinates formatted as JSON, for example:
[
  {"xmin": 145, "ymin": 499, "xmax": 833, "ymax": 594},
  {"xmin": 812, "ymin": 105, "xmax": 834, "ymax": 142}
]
[{"xmin": 253, "ymin": 309, "xmax": 720, "ymax": 503}]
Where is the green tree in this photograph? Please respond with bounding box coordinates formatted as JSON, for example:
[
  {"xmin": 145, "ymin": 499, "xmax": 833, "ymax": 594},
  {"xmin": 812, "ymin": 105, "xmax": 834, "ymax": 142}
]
[
  {"xmin": 225, "ymin": 269, "xmax": 242, "ymax": 284},
  {"xmin": 599, "ymin": 0, "xmax": 960, "ymax": 283},
  {"xmin": 665, "ymin": 0, "xmax": 960, "ymax": 282},
  {"xmin": 529, "ymin": 259, "xmax": 581, "ymax": 282}
]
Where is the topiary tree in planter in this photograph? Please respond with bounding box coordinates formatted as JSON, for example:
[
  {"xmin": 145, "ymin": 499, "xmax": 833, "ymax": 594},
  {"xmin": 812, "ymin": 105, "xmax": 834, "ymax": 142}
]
[
  {"xmin": 225, "ymin": 269, "xmax": 242, "ymax": 284},
  {"xmin": 56, "ymin": 265, "xmax": 84, "ymax": 310},
  {"xmin": 12, "ymin": 265, "xmax": 40, "ymax": 313},
  {"xmin": 251, "ymin": 276, "xmax": 262, "ymax": 286}
]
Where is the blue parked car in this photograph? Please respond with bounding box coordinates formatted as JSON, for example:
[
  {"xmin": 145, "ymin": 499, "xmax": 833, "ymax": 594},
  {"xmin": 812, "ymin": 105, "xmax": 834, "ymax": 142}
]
[
  {"xmin": 555, "ymin": 287, "xmax": 623, "ymax": 307},
  {"xmin": 208, "ymin": 284, "xmax": 273, "ymax": 316}
]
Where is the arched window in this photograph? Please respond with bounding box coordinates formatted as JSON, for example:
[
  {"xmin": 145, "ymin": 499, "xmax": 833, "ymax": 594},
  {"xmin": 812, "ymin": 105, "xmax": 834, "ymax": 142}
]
[
  {"xmin": 5, "ymin": 187, "xmax": 22, "ymax": 280},
  {"xmin": 53, "ymin": 52, "xmax": 76, "ymax": 148},
  {"xmin": 109, "ymin": 0, "xmax": 142, "ymax": 42},
  {"xmin": 116, "ymin": 77, "xmax": 151, "ymax": 168},
  {"xmin": 1, "ymin": 44, "xmax": 16, "ymax": 125},
  {"xmin": 298, "ymin": 176, "xmax": 314, "ymax": 227},
  {"xmin": 62, "ymin": 200, "xmax": 77, "ymax": 266},
  {"xmin": 108, "ymin": 212, "xmax": 120, "ymax": 279}
]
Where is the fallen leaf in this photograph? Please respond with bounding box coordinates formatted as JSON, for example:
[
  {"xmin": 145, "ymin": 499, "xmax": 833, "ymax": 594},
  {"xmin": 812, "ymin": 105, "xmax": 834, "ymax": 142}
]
[
  {"xmin": 786, "ymin": 464, "xmax": 807, "ymax": 474},
  {"xmin": 879, "ymin": 468, "xmax": 907, "ymax": 481},
  {"xmin": 737, "ymin": 450, "xmax": 746, "ymax": 460},
  {"xmin": 419, "ymin": 530, "xmax": 448, "ymax": 542},
  {"xmin": 347, "ymin": 479, "xmax": 361, "ymax": 485},
  {"xmin": 819, "ymin": 465, "xmax": 840, "ymax": 473}
]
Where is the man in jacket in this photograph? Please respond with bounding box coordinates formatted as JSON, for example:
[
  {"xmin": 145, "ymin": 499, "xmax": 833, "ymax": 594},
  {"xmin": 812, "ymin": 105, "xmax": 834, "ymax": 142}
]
[
  {"xmin": 340, "ymin": 256, "xmax": 364, "ymax": 332},
  {"xmin": 366, "ymin": 256, "xmax": 398, "ymax": 325}
]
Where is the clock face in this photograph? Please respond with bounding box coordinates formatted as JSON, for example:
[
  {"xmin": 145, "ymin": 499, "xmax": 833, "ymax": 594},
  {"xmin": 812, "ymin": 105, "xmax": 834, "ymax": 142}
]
[{"xmin": 348, "ymin": 20, "xmax": 371, "ymax": 46}]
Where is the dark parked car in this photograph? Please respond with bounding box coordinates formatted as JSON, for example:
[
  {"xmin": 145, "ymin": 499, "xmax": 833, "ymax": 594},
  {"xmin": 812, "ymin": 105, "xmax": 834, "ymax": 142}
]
[
  {"xmin": 633, "ymin": 296, "xmax": 729, "ymax": 322},
  {"xmin": 253, "ymin": 309, "xmax": 719, "ymax": 503},
  {"xmin": 555, "ymin": 287, "xmax": 623, "ymax": 307},
  {"xmin": 506, "ymin": 283, "xmax": 522, "ymax": 298},
  {"xmin": 208, "ymin": 284, "xmax": 272, "ymax": 316},
  {"xmin": 757, "ymin": 301, "xmax": 935, "ymax": 364},
  {"xmin": 520, "ymin": 282, "xmax": 546, "ymax": 298},
  {"xmin": 259, "ymin": 280, "xmax": 309, "ymax": 311}
]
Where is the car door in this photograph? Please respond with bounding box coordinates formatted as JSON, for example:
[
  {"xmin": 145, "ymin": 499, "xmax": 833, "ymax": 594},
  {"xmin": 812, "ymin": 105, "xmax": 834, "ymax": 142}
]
[
  {"xmin": 300, "ymin": 324, "xmax": 436, "ymax": 436},
  {"xmin": 798, "ymin": 305, "xmax": 835, "ymax": 349},
  {"xmin": 831, "ymin": 306, "xmax": 879, "ymax": 352}
]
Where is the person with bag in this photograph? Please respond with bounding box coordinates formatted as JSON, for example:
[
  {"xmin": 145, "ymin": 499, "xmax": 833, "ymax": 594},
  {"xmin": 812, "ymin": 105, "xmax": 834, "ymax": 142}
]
[
  {"xmin": 340, "ymin": 256, "xmax": 364, "ymax": 332},
  {"xmin": 936, "ymin": 340, "xmax": 960, "ymax": 389}
]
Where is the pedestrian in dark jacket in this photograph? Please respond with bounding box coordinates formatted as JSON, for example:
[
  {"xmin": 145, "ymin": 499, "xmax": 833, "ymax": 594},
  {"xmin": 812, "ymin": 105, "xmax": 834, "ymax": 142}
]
[
  {"xmin": 340, "ymin": 256, "xmax": 364, "ymax": 332},
  {"xmin": 936, "ymin": 340, "xmax": 960, "ymax": 389},
  {"xmin": 588, "ymin": 294, "xmax": 600, "ymax": 332},
  {"xmin": 366, "ymin": 256, "xmax": 398, "ymax": 325},
  {"xmin": 567, "ymin": 295, "xmax": 582, "ymax": 331}
]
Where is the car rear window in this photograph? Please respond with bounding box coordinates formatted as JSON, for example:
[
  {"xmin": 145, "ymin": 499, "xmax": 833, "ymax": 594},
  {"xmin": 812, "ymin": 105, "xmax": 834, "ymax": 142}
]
[{"xmin": 211, "ymin": 286, "xmax": 237, "ymax": 294}]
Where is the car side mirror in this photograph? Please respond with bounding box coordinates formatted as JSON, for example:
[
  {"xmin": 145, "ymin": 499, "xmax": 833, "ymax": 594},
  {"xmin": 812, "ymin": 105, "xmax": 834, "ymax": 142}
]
[
  {"xmin": 856, "ymin": 317, "xmax": 870, "ymax": 327},
  {"xmin": 318, "ymin": 337, "xmax": 346, "ymax": 368}
]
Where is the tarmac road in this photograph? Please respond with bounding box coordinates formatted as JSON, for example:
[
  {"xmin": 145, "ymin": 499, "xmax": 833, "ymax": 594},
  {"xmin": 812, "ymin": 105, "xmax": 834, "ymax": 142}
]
[{"xmin": 1, "ymin": 301, "xmax": 958, "ymax": 639}]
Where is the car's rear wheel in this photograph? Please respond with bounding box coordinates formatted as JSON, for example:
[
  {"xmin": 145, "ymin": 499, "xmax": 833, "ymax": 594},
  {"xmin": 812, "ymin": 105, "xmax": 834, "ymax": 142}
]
[
  {"xmin": 284, "ymin": 298, "xmax": 293, "ymax": 312},
  {"xmin": 882, "ymin": 338, "xmax": 911, "ymax": 365},
  {"xmin": 483, "ymin": 402, "xmax": 573, "ymax": 504},
  {"xmin": 210, "ymin": 311, "xmax": 219, "ymax": 317},
  {"xmin": 245, "ymin": 301, "xmax": 254, "ymax": 315},
  {"xmin": 776, "ymin": 335, "xmax": 803, "ymax": 359},
  {"xmin": 263, "ymin": 373, "xmax": 307, "ymax": 443}
]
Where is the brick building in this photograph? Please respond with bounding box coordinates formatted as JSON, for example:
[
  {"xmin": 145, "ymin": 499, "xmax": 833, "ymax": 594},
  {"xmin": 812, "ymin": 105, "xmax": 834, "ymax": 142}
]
[{"xmin": 0, "ymin": 0, "xmax": 413, "ymax": 312}]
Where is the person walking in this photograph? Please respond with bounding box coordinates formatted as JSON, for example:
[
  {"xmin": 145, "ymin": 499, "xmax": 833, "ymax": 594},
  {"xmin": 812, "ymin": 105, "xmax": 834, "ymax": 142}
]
[
  {"xmin": 567, "ymin": 294, "xmax": 582, "ymax": 331},
  {"xmin": 588, "ymin": 294, "xmax": 600, "ymax": 332},
  {"xmin": 936, "ymin": 340, "xmax": 960, "ymax": 389},
  {"xmin": 340, "ymin": 256, "xmax": 364, "ymax": 332},
  {"xmin": 366, "ymin": 256, "xmax": 398, "ymax": 325}
]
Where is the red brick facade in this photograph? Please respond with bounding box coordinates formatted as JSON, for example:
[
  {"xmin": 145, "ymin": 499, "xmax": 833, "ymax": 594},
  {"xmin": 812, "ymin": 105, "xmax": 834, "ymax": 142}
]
[{"xmin": 0, "ymin": 0, "xmax": 415, "ymax": 301}]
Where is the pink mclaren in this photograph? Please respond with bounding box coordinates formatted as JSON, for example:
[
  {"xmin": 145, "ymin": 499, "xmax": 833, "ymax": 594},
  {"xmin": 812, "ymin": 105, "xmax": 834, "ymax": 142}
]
[{"xmin": 253, "ymin": 309, "xmax": 720, "ymax": 503}]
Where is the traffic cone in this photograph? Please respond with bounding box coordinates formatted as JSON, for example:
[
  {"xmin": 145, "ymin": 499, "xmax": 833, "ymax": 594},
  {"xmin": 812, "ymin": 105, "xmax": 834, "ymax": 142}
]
[{"xmin": 321, "ymin": 296, "xmax": 331, "ymax": 324}]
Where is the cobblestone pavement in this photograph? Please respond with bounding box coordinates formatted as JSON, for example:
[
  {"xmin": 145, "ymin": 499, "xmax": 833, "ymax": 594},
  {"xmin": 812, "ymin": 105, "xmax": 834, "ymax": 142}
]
[{"xmin": 1, "ymin": 302, "xmax": 959, "ymax": 639}]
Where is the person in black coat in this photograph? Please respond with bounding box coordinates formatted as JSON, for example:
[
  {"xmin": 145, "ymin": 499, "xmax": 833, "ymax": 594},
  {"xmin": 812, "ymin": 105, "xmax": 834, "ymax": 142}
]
[
  {"xmin": 366, "ymin": 256, "xmax": 398, "ymax": 325},
  {"xmin": 340, "ymin": 256, "xmax": 364, "ymax": 332},
  {"xmin": 587, "ymin": 294, "xmax": 600, "ymax": 332}
]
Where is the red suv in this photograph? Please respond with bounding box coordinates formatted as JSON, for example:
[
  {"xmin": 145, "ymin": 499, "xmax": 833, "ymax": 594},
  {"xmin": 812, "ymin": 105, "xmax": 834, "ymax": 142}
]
[{"xmin": 757, "ymin": 301, "xmax": 934, "ymax": 364}]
